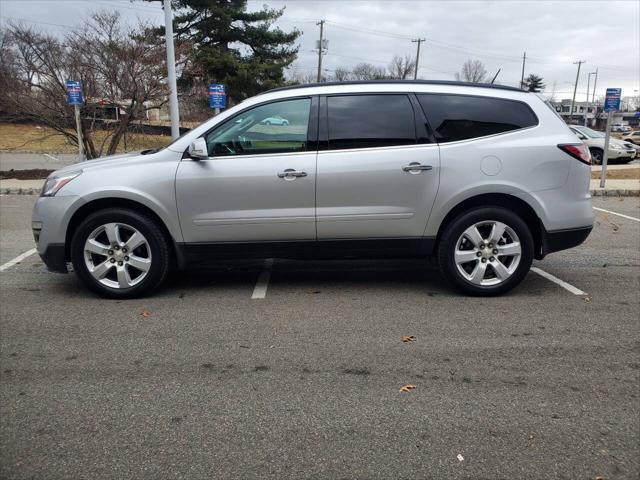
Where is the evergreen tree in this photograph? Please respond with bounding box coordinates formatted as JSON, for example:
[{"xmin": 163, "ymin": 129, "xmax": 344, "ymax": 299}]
[
  {"xmin": 154, "ymin": 0, "xmax": 301, "ymax": 103},
  {"xmin": 524, "ymin": 74, "xmax": 545, "ymax": 92}
]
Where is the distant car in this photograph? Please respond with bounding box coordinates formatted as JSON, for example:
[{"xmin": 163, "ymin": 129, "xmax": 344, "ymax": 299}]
[
  {"xmin": 612, "ymin": 124, "xmax": 631, "ymax": 133},
  {"xmin": 569, "ymin": 125, "xmax": 637, "ymax": 164},
  {"xmin": 622, "ymin": 131, "xmax": 640, "ymax": 145},
  {"xmin": 261, "ymin": 116, "xmax": 289, "ymax": 126}
]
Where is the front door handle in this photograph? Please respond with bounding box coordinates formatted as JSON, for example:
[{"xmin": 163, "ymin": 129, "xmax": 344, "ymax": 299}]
[
  {"xmin": 277, "ymin": 169, "xmax": 308, "ymax": 180},
  {"xmin": 402, "ymin": 162, "xmax": 433, "ymax": 174}
]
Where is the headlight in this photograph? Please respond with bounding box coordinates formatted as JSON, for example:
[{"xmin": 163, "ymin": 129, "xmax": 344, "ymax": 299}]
[
  {"xmin": 41, "ymin": 171, "xmax": 82, "ymax": 197},
  {"xmin": 610, "ymin": 144, "xmax": 622, "ymax": 150}
]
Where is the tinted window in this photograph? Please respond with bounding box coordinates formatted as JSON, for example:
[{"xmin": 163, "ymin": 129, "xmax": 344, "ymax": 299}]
[
  {"xmin": 205, "ymin": 98, "xmax": 311, "ymax": 156},
  {"xmin": 417, "ymin": 94, "xmax": 538, "ymax": 143},
  {"xmin": 327, "ymin": 95, "xmax": 416, "ymax": 150}
]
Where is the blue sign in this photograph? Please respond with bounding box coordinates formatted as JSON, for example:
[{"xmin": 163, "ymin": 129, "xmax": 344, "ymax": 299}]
[
  {"xmin": 604, "ymin": 88, "xmax": 622, "ymax": 112},
  {"xmin": 208, "ymin": 84, "xmax": 226, "ymax": 109},
  {"xmin": 65, "ymin": 80, "xmax": 83, "ymax": 106}
]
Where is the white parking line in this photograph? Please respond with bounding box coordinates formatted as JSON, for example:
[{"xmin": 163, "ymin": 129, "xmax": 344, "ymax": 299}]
[
  {"xmin": 530, "ymin": 267, "xmax": 587, "ymax": 296},
  {"xmin": 42, "ymin": 153, "xmax": 59, "ymax": 162},
  {"xmin": 0, "ymin": 248, "xmax": 37, "ymax": 272},
  {"xmin": 593, "ymin": 207, "xmax": 640, "ymax": 223},
  {"xmin": 251, "ymin": 258, "xmax": 274, "ymax": 299}
]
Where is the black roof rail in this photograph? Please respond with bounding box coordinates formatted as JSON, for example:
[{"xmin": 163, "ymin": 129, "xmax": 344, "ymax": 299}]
[{"xmin": 265, "ymin": 79, "xmax": 525, "ymax": 94}]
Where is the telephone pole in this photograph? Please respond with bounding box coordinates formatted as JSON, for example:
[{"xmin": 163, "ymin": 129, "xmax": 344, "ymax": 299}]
[
  {"xmin": 316, "ymin": 20, "xmax": 325, "ymax": 83},
  {"xmin": 569, "ymin": 60, "xmax": 586, "ymax": 124},
  {"xmin": 412, "ymin": 38, "xmax": 425, "ymax": 80},
  {"xmin": 520, "ymin": 52, "xmax": 526, "ymax": 89},
  {"xmin": 591, "ymin": 67, "xmax": 598, "ymax": 103}
]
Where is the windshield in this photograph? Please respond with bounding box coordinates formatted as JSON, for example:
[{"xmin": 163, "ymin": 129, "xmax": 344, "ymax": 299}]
[{"xmin": 573, "ymin": 126, "xmax": 605, "ymax": 138}]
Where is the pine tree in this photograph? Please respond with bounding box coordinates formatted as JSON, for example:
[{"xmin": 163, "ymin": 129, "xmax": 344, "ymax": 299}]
[
  {"xmin": 155, "ymin": 0, "xmax": 301, "ymax": 103},
  {"xmin": 524, "ymin": 74, "xmax": 545, "ymax": 92}
]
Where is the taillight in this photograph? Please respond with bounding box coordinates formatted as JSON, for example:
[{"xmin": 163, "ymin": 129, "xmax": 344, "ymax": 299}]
[{"xmin": 558, "ymin": 143, "xmax": 591, "ymax": 165}]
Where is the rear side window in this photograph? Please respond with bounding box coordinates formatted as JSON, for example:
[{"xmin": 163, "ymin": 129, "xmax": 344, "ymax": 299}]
[
  {"xmin": 417, "ymin": 94, "xmax": 538, "ymax": 143},
  {"xmin": 327, "ymin": 95, "xmax": 416, "ymax": 150}
]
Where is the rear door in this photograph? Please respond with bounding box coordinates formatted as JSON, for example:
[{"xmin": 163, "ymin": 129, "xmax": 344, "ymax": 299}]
[
  {"xmin": 175, "ymin": 96, "xmax": 318, "ymax": 243},
  {"xmin": 316, "ymin": 93, "xmax": 440, "ymax": 239}
]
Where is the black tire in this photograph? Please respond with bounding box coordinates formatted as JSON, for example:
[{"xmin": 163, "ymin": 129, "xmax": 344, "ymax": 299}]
[
  {"xmin": 437, "ymin": 207, "xmax": 534, "ymax": 296},
  {"xmin": 590, "ymin": 148, "xmax": 603, "ymax": 165},
  {"xmin": 70, "ymin": 208, "xmax": 171, "ymax": 299}
]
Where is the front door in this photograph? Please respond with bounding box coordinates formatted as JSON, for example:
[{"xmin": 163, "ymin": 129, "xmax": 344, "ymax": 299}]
[
  {"xmin": 176, "ymin": 97, "xmax": 317, "ymax": 243},
  {"xmin": 316, "ymin": 93, "xmax": 440, "ymax": 239}
]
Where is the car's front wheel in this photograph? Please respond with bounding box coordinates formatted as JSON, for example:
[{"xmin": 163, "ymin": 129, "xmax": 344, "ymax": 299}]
[
  {"xmin": 438, "ymin": 207, "xmax": 534, "ymax": 296},
  {"xmin": 70, "ymin": 208, "xmax": 170, "ymax": 298},
  {"xmin": 590, "ymin": 148, "xmax": 603, "ymax": 165}
]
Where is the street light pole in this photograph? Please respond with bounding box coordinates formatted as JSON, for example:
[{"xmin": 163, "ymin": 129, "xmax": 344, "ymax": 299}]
[
  {"xmin": 585, "ymin": 71, "xmax": 595, "ymax": 127},
  {"xmin": 164, "ymin": 0, "xmax": 180, "ymax": 140},
  {"xmin": 316, "ymin": 20, "xmax": 325, "ymax": 83}
]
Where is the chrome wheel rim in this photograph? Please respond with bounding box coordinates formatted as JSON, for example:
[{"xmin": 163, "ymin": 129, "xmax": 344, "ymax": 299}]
[
  {"xmin": 83, "ymin": 223, "xmax": 151, "ymax": 289},
  {"xmin": 454, "ymin": 220, "xmax": 521, "ymax": 287}
]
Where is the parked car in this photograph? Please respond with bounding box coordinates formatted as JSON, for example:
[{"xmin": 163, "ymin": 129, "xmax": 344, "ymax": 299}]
[
  {"xmin": 569, "ymin": 125, "xmax": 637, "ymax": 164},
  {"xmin": 260, "ymin": 116, "xmax": 289, "ymax": 126},
  {"xmin": 622, "ymin": 131, "xmax": 640, "ymax": 145},
  {"xmin": 33, "ymin": 80, "xmax": 594, "ymax": 298}
]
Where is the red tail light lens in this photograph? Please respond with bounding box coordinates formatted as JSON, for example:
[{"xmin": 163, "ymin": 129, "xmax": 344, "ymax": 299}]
[{"xmin": 558, "ymin": 143, "xmax": 591, "ymax": 165}]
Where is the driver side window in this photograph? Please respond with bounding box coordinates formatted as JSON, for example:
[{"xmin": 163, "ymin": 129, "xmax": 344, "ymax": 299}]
[{"xmin": 205, "ymin": 98, "xmax": 311, "ymax": 157}]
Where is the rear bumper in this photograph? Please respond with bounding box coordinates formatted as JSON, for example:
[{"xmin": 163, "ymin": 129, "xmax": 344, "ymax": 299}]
[
  {"xmin": 38, "ymin": 244, "xmax": 68, "ymax": 273},
  {"xmin": 541, "ymin": 225, "xmax": 592, "ymax": 257}
]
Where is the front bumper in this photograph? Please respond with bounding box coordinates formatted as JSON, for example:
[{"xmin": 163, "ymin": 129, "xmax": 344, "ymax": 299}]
[{"xmin": 541, "ymin": 225, "xmax": 592, "ymax": 257}]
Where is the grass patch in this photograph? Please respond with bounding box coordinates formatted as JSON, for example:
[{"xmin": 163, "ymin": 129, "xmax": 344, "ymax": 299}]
[
  {"xmin": 591, "ymin": 168, "xmax": 640, "ymax": 180},
  {"xmin": 0, "ymin": 122, "xmax": 172, "ymax": 154}
]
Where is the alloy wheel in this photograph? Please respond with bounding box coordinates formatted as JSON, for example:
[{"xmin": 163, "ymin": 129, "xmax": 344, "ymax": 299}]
[
  {"xmin": 83, "ymin": 222, "xmax": 152, "ymax": 289},
  {"xmin": 454, "ymin": 220, "xmax": 522, "ymax": 286}
]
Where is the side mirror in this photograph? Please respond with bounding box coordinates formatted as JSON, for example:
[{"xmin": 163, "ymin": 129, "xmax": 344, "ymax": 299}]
[{"xmin": 188, "ymin": 138, "xmax": 208, "ymax": 160}]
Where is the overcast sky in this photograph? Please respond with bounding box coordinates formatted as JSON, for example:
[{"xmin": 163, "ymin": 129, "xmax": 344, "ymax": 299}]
[{"xmin": 1, "ymin": 0, "xmax": 638, "ymax": 101}]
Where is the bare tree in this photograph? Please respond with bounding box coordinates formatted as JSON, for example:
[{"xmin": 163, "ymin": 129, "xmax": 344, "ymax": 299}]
[
  {"xmin": 287, "ymin": 70, "xmax": 319, "ymax": 85},
  {"xmin": 455, "ymin": 59, "xmax": 487, "ymax": 83},
  {"xmin": 351, "ymin": 63, "xmax": 386, "ymax": 81},
  {"xmin": 333, "ymin": 67, "xmax": 352, "ymax": 82},
  {"xmin": 387, "ymin": 54, "xmax": 415, "ymax": 80},
  {"xmin": 0, "ymin": 12, "xmax": 173, "ymax": 158}
]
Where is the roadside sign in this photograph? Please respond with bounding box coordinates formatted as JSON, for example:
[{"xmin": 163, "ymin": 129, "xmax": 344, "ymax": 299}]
[
  {"xmin": 603, "ymin": 88, "xmax": 621, "ymax": 112},
  {"xmin": 208, "ymin": 84, "xmax": 226, "ymax": 109},
  {"xmin": 65, "ymin": 80, "xmax": 83, "ymax": 105}
]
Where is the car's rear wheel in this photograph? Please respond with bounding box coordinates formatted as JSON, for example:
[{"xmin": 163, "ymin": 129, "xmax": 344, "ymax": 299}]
[
  {"xmin": 438, "ymin": 207, "xmax": 534, "ymax": 296},
  {"xmin": 590, "ymin": 148, "xmax": 603, "ymax": 165},
  {"xmin": 71, "ymin": 208, "xmax": 170, "ymax": 299}
]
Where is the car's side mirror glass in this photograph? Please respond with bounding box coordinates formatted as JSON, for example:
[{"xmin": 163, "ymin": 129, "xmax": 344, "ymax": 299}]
[{"xmin": 188, "ymin": 138, "xmax": 208, "ymax": 160}]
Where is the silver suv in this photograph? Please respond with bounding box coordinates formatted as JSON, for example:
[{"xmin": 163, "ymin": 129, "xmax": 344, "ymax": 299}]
[{"xmin": 32, "ymin": 81, "xmax": 594, "ymax": 298}]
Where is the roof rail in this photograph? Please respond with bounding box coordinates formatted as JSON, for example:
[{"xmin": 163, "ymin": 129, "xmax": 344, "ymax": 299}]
[{"xmin": 265, "ymin": 79, "xmax": 525, "ymax": 94}]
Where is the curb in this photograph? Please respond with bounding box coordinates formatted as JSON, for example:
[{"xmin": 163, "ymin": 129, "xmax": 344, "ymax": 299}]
[
  {"xmin": 0, "ymin": 188, "xmax": 42, "ymax": 195},
  {"xmin": 1, "ymin": 188, "xmax": 639, "ymax": 197}
]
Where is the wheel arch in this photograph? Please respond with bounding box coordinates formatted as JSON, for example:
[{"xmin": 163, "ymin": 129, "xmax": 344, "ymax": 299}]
[{"xmin": 434, "ymin": 193, "xmax": 544, "ymax": 259}]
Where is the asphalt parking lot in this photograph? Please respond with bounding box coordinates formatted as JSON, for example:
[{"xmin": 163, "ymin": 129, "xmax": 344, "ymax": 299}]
[{"xmin": 1, "ymin": 195, "xmax": 639, "ymax": 479}]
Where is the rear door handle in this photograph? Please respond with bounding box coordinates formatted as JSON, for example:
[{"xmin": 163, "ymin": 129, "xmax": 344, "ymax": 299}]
[
  {"xmin": 402, "ymin": 162, "xmax": 433, "ymax": 173},
  {"xmin": 277, "ymin": 169, "xmax": 308, "ymax": 180}
]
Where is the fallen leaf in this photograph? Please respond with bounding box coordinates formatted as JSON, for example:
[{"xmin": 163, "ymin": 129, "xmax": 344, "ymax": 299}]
[
  {"xmin": 401, "ymin": 335, "xmax": 416, "ymax": 343},
  {"xmin": 583, "ymin": 296, "xmax": 592, "ymax": 303},
  {"xmin": 140, "ymin": 310, "xmax": 150, "ymax": 317},
  {"xmin": 457, "ymin": 453, "xmax": 464, "ymax": 462},
  {"xmin": 399, "ymin": 384, "xmax": 416, "ymax": 393}
]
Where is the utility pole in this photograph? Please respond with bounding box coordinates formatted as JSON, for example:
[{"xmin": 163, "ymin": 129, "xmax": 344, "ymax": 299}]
[
  {"xmin": 585, "ymin": 71, "xmax": 596, "ymax": 126},
  {"xmin": 520, "ymin": 52, "xmax": 526, "ymax": 89},
  {"xmin": 591, "ymin": 67, "xmax": 598, "ymax": 103},
  {"xmin": 569, "ymin": 60, "xmax": 585, "ymax": 124},
  {"xmin": 316, "ymin": 20, "xmax": 325, "ymax": 83},
  {"xmin": 164, "ymin": 0, "xmax": 180, "ymax": 140},
  {"xmin": 411, "ymin": 38, "xmax": 425, "ymax": 80}
]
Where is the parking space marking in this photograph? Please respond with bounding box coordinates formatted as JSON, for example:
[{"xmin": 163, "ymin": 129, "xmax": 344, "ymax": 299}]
[
  {"xmin": 0, "ymin": 248, "xmax": 37, "ymax": 272},
  {"xmin": 42, "ymin": 153, "xmax": 58, "ymax": 162},
  {"xmin": 251, "ymin": 258, "xmax": 274, "ymax": 299},
  {"xmin": 593, "ymin": 207, "xmax": 640, "ymax": 223},
  {"xmin": 530, "ymin": 267, "xmax": 587, "ymax": 296}
]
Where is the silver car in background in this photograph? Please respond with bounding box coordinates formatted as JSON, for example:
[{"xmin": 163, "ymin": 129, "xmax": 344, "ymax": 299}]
[{"xmin": 32, "ymin": 80, "xmax": 594, "ymax": 298}]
